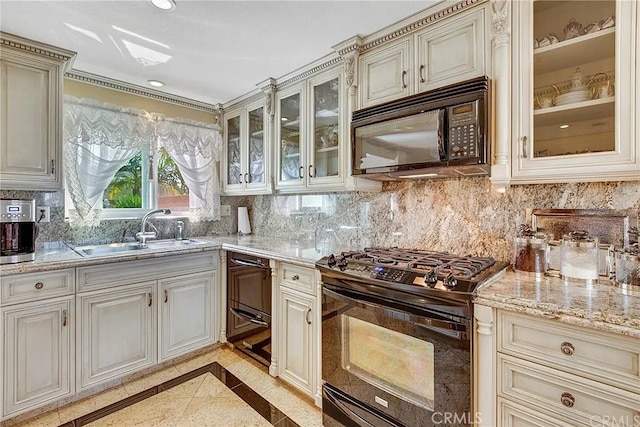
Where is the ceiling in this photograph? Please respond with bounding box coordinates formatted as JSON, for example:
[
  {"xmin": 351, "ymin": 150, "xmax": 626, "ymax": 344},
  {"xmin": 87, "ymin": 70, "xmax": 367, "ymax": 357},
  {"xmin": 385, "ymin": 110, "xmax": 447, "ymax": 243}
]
[{"xmin": 0, "ymin": 1, "xmax": 436, "ymax": 106}]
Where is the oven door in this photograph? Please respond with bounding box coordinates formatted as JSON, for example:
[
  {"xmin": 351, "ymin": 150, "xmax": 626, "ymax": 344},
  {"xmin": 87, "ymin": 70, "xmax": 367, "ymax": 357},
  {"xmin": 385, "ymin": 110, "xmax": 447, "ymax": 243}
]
[{"xmin": 322, "ymin": 283, "xmax": 473, "ymax": 427}]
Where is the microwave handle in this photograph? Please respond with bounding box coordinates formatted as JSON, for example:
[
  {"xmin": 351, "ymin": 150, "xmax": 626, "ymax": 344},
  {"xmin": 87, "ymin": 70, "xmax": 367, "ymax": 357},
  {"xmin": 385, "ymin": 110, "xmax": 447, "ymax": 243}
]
[{"xmin": 437, "ymin": 109, "xmax": 446, "ymax": 160}]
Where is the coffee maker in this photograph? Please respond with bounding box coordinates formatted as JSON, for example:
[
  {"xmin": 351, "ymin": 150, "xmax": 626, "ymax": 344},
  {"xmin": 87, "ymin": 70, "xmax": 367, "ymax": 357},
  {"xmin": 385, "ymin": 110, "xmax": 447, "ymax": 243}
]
[{"xmin": 1, "ymin": 199, "xmax": 37, "ymax": 264}]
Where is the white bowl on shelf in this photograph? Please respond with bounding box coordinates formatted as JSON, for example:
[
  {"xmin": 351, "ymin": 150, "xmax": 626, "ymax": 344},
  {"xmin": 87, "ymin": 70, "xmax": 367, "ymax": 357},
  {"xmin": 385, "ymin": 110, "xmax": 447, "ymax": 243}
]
[{"xmin": 555, "ymin": 90, "xmax": 590, "ymax": 106}]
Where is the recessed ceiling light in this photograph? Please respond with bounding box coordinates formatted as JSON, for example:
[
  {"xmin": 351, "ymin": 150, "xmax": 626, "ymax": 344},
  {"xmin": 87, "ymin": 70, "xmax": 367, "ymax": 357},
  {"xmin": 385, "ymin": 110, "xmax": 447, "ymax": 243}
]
[
  {"xmin": 150, "ymin": 0, "xmax": 176, "ymax": 11},
  {"xmin": 148, "ymin": 79, "xmax": 165, "ymax": 87},
  {"xmin": 560, "ymin": 124, "xmax": 569, "ymax": 129}
]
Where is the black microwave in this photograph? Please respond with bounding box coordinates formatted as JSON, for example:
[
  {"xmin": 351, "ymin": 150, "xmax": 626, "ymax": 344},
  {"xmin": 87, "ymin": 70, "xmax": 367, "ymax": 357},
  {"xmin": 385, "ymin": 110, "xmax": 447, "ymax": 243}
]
[{"xmin": 351, "ymin": 76, "xmax": 490, "ymax": 180}]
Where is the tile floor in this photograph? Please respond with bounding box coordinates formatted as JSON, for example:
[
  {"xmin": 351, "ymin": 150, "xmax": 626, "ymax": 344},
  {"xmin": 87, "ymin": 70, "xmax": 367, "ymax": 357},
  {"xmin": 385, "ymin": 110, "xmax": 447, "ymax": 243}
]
[{"xmin": 7, "ymin": 346, "xmax": 322, "ymax": 427}]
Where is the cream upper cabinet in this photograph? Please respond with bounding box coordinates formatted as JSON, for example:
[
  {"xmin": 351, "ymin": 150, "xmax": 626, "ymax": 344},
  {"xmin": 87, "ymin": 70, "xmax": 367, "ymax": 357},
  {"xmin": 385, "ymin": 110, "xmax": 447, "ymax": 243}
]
[
  {"xmin": 223, "ymin": 98, "xmax": 271, "ymax": 195},
  {"xmin": 358, "ymin": 5, "xmax": 488, "ymax": 109},
  {"xmin": 510, "ymin": 0, "xmax": 639, "ymax": 183},
  {"xmin": 359, "ymin": 38, "xmax": 413, "ymax": 108},
  {"xmin": 0, "ymin": 32, "xmax": 75, "ymax": 190},
  {"xmin": 276, "ymin": 68, "xmax": 350, "ymax": 192}
]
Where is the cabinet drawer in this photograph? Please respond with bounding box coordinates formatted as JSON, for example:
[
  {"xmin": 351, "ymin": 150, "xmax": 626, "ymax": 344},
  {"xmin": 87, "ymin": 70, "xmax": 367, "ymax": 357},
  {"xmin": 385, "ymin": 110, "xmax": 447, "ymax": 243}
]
[
  {"xmin": 498, "ymin": 397, "xmax": 572, "ymax": 427},
  {"xmin": 498, "ymin": 311, "xmax": 640, "ymax": 393},
  {"xmin": 280, "ymin": 264, "xmax": 316, "ymax": 295},
  {"xmin": 498, "ymin": 354, "xmax": 640, "ymax": 426},
  {"xmin": 1, "ymin": 269, "xmax": 74, "ymax": 305},
  {"xmin": 77, "ymin": 252, "xmax": 218, "ymax": 291}
]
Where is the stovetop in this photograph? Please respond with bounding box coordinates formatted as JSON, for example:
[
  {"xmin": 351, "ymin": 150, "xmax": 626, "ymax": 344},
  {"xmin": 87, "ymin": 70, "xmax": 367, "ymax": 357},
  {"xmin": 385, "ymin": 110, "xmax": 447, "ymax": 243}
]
[{"xmin": 316, "ymin": 247, "xmax": 509, "ymax": 301}]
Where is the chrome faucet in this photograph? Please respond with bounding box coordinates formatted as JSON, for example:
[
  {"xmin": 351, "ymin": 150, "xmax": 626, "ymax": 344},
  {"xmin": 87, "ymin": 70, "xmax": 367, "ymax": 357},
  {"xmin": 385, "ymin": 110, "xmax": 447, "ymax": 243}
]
[{"xmin": 136, "ymin": 208, "xmax": 171, "ymax": 245}]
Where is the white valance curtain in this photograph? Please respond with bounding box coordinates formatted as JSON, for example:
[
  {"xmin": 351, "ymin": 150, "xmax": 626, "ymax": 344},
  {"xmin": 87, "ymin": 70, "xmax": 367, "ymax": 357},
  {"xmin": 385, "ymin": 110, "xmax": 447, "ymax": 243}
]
[{"xmin": 63, "ymin": 96, "xmax": 223, "ymax": 221}]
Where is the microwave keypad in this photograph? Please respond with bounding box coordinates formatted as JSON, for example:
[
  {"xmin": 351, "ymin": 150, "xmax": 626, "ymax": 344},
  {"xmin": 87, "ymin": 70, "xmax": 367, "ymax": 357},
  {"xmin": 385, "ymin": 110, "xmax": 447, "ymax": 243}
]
[{"xmin": 449, "ymin": 124, "xmax": 477, "ymax": 158}]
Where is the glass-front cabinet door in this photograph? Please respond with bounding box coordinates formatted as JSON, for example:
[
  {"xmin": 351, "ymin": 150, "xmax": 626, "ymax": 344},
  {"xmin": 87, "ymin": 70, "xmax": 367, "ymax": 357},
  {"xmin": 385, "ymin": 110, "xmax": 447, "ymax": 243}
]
[
  {"xmin": 223, "ymin": 99, "xmax": 270, "ymax": 195},
  {"xmin": 309, "ymin": 74, "xmax": 342, "ymax": 184},
  {"xmin": 276, "ymin": 86, "xmax": 304, "ymax": 189},
  {"xmin": 225, "ymin": 112, "xmax": 242, "ymax": 190},
  {"xmin": 511, "ymin": 0, "xmax": 639, "ymax": 183}
]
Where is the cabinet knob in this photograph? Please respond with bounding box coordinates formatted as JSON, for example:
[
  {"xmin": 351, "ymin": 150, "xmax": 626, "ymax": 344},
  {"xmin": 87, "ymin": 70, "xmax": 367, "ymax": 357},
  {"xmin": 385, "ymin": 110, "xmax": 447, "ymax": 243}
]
[
  {"xmin": 560, "ymin": 342, "xmax": 575, "ymax": 356},
  {"xmin": 292, "ymin": 274, "xmax": 299, "ymax": 281},
  {"xmin": 34, "ymin": 282, "xmax": 44, "ymax": 290},
  {"xmin": 560, "ymin": 392, "xmax": 575, "ymax": 408}
]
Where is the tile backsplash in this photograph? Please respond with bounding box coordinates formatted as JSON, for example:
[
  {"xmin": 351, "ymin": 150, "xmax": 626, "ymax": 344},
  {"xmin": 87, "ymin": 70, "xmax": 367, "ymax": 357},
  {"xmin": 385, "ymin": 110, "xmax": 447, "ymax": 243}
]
[{"xmin": 2, "ymin": 178, "xmax": 639, "ymax": 262}]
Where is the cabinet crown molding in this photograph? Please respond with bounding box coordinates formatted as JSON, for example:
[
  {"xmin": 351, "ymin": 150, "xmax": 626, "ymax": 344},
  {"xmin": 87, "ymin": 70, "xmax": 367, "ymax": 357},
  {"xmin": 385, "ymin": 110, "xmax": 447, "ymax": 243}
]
[
  {"xmin": 1, "ymin": 31, "xmax": 76, "ymax": 66},
  {"xmin": 359, "ymin": 0, "xmax": 486, "ymax": 52}
]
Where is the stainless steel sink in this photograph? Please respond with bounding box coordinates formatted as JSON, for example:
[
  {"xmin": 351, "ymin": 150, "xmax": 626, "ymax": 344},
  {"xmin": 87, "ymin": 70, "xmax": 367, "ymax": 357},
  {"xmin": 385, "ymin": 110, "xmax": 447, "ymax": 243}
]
[
  {"xmin": 73, "ymin": 239, "xmax": 207, "ymax": 257},
  {"xmin": 145, "ymin": 238, "xmax": 206, "ymax": 248},
  {"xmin": 73, "ymin": 242, "xmax": 147, "ymax": 256}
]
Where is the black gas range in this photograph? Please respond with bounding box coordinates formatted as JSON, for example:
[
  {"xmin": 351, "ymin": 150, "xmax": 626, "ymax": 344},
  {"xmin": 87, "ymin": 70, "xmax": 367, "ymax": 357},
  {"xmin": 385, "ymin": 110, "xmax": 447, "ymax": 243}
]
[
  {"xmin": 318, "ymin": 248, "xmax": 508, "ymax": 426},
  {"xmin": 316, "ymin": 247, "xmax": 509, "ymax": 306}
]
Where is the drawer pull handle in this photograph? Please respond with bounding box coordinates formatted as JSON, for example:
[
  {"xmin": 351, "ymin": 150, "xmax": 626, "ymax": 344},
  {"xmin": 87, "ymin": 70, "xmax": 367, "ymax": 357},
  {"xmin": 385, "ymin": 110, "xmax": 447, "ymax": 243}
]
[
  {"xmin": 164, "ymin": 289, "xmax": 168, "ymax": 303},
  {"xmin": 560, "ymin": 342, "xmax": 575, "ymax": 356},
  {"xmin": 306, "ymin": 308, "xmax": 312, "ymax": 325},
  {"xmin": 401, "ymin": 70, "xmax": 407, "ymax": 89},
  {"xmin": 419, "ymin": 65, "xmax": 425, "ymax": 83},
  {"xmin": 560, "ymin": 392, "xmax": 575, "ymax": 408},
  {"xmin": 148, "ymin": 293, "xmax": 152, "ymax": 307},
  {"xmin": 62, "ymin": 310, "xmax": 67, "ymax": 327},
  {"xmin": 35, "ymin": 282, "xmax": 44, "ymax": 290},
  {"xmin": 292, "ymin": 274, "xmax": 300, "ymax": 281}
]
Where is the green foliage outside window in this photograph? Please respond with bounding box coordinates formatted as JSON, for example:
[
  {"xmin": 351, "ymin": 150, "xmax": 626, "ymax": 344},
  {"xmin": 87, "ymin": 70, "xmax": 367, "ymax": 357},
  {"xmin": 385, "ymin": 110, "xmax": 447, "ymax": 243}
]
[{"xmin": 103, "ymin": 149, "xmax": 187, "ymax": 209}]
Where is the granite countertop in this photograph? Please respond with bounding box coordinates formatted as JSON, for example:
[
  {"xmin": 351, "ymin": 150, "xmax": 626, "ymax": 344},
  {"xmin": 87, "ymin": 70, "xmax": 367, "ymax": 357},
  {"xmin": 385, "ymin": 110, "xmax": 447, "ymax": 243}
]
[
  {"xmin": 475, "ymin": 270, "xmax": 640, "ymax": 338},
  {"xmin": 0, "ymin": 235, "xmax": 349, "ymax": 276}
]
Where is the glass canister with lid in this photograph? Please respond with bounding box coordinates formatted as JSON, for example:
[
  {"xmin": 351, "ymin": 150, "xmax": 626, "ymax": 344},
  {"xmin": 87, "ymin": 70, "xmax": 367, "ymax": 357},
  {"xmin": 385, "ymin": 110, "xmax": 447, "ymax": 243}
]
[
  {"xmin": 513, "ymin": 224, "xmax": 548, "ymax": 277},
  {"xmin": 560, "ymin": 230, "xmax": 599, "ymax": 283},
  {"xmin": 614, "ymin": 244, "xmax": 640, "ymax": 287}
]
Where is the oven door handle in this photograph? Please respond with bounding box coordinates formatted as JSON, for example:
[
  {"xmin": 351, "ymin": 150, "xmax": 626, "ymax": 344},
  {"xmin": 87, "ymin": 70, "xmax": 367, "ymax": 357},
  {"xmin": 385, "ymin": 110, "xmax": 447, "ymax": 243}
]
[
  {"xmin": 230, "ymin": 258, "xmax": 268, "ymax": 269},
  {"xmin": 324, "ymin": 385, "xmax": 403, "ymax": 427},
  {"xmin": 230, "ymin": 307, "xmax": 269, "ymax": 327},
  {"xmin": 323, "ymin": 285, "xmax": 467, "ymax": 332}
]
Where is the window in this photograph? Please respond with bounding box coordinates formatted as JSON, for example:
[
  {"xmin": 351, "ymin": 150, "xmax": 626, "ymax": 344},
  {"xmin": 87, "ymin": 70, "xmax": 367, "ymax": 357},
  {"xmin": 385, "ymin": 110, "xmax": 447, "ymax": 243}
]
[
  {"xmin": 102, "ymin": 148, "xmax": 189, "ymax": 213},
  {"xmin": 64, "ymin": 96, "xmax": 223, "ymax": 222}
]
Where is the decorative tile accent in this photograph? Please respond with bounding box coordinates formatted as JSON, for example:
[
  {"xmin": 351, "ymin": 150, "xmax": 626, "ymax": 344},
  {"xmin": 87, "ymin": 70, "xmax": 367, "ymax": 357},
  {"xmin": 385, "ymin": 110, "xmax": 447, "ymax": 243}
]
[{"xmin": 55, "ymin": 362, "xmax": 299, "ymax": 427}]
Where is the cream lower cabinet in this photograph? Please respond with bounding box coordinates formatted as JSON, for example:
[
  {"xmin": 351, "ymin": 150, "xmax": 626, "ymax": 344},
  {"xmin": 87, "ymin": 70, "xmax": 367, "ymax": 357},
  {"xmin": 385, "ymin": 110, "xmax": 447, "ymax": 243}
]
[
  {"xmin": 276, "ymin": 263, "xmax": 320, "ymax": 404},
  {"xmin": 159, "ymin": 271, "xmax": 216, "ymax": 361},
  {"xmin": 76, "ymin": 252, "xmax": 219, "ymax": 390},
  {"xmin": 495, "ymin": 310, "xmax": 640, "ymax": 426},
  {"xmin": 77, "ymin": 283, "xmax": 156, "ymax": 390},
  {"xmin": 1, "ymin": 268, "xmax": 76, "ymax": 420},
  {"xmin": 2, "ymin": 297, "xmax": 74, "ymax": 418}
]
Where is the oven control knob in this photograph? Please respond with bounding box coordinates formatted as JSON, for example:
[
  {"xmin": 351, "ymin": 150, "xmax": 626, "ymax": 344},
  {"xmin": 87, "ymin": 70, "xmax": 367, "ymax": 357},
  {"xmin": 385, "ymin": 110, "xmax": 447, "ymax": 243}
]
[
  {"xmin": 424, "ymin": 270, "xmax": 438, "ymax": 287},
  {"xmin": 443, "ymin": 273, "xmax": 458, "ymax": 289},
  {"xmin": 327, "ymin": 254, "xmax": 337, "ymax": 268}
]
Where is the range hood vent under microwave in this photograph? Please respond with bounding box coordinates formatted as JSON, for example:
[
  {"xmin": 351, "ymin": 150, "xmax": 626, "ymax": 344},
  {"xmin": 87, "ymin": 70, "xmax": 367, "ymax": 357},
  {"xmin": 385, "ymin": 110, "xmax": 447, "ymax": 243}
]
[{"xmin": 351, "ymin": 77, "xmax": 491, "ymax": 181}]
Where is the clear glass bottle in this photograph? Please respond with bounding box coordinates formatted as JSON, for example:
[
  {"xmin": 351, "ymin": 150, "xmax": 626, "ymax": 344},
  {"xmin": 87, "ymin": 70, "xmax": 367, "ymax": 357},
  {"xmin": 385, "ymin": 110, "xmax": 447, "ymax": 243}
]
[
  {"xmin": 615, "ymin": 244, "xmax": 640, "ymax": 287},
  {"xmin": 560, "ymin": 231, "xmax": 599, "ymax": 283}
]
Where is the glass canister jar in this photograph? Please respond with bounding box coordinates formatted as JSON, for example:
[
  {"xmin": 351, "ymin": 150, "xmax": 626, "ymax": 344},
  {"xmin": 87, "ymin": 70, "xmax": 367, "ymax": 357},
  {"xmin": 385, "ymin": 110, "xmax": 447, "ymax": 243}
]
[
  {"xmin": 513, "ymin": 224, "xmax": 548, "ymax": 277},
  {"xmin": 615, "ymin": 244, "xmax": 640, "ymax": 287},
  {"xmin": 560, "ymin": 230, "xmax": 599, "ymax": 283}
]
